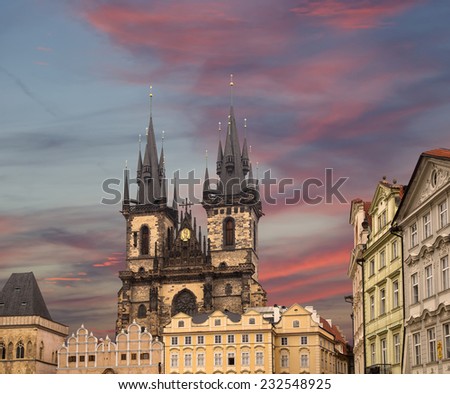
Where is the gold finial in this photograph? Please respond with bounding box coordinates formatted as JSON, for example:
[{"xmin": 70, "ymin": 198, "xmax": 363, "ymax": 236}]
[
  {"xmin": 229, "ymin": 74, "xmax": 234, "ymax": 106},
  {"xmin": 244, "ymin": 118, "xmax": 247, "ymax": 138},
  {"xmin": 249, "ymin": 145, "xmax": 252, "ymax": 154},
  {"xmin": 149, "ymin": 85, "xmax": 153, "ymax": 116},
  {"xmin": 146, "ymin": 127, "xmax": 149, "ymax": 136}
]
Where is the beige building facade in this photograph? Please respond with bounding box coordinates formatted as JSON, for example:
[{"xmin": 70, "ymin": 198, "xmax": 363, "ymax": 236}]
[
  {"xmin": 0, "ymin": 273, "xmax": 68, "ymax": 374},
  {"xmin": 57, "ymin": 321, "xmax": 163, "ymax": 374}
]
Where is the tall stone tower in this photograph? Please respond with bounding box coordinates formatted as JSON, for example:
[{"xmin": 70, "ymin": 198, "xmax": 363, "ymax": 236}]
[{"xmin": 116, "ymin": 89, "xmax": 266, "ymax": 337}]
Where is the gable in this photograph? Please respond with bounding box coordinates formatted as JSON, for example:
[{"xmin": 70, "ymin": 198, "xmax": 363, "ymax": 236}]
[{"xmin": 396, "ymin": 156, "xmax": 450, "ymax": 221}]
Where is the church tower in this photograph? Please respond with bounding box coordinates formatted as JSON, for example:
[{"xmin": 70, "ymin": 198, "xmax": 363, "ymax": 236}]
[
  {"xmin": 202, "ymin": 85, "xmax": 266, "ymax": 313},
  {"xmin": 117, "ymin": 85, "xmax": 266, "ymax": 337}
]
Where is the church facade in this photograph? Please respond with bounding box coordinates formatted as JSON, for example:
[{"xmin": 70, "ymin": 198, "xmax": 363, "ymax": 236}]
[{"xmin": 116, "ymin": 95, "xmax": 267, "ymax": 337}]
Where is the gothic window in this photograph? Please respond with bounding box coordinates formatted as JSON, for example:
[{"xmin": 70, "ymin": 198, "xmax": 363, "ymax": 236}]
[
  {"xmin": 171, "ymin": 289, "xmax": 197, "ymax": 316},
  {"xmin": 224, "ymin": 217, "xmax": 235, "ymax": 246},
  {"xmin": 140, "ymin": 225, "xmax": 150, "ymax": 255},
  {"xmin": 225, "ymin": 283, "xmax": 232, "ymax": 296},
  {"xmin": 27, "ymin": 340, "xmax": 33, "ymax": 357},
  {"xmin": 138, "ymin": 304, "xmax": 147, "ymax": 318},
  {"xmin": 0, "ymin": 342, "xmax": 5, "ymax": 360},
  {"xmin": 7, "ymin": 342, "xmax": 13, "ymax": 359},
  {"xmin": 16, "ymin": 341, "xmax": 24, "ymax": 359}
]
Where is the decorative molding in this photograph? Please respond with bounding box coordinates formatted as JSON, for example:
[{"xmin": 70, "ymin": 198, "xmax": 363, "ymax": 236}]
[{"xmin": 418, "ymin": 165, "xmax": 450, "ymax": 204}]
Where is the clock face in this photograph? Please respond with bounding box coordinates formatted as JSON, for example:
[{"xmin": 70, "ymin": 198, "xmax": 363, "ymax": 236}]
[{"xmin": 180, "ymin": 228, "xmax": 191, "ymax": 241}]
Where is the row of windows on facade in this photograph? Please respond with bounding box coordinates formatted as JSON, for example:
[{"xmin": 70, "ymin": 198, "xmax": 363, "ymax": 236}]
[
  {"xmin": 174, "ymin": 318, "xmax": 302, "ymax": 329},
  {"xmin": 170, "ymin": 334, "xmax": 309, "ymax": 346},
  {"xmin": 409, "ymin": 201, "xmax": 448, "ymax": 248},
  {"xmin": 410, "ymin": 255, "xmax": 449, "ymax": 304},
  {"xmin": 0, "ymin": 341, "xmax": 50, "ymax": 361},
  {"xmin": 133, "ymin": 217, "xmax": 257, "ymax": 255},
  {"xmin": 367, "ymin": 240, "xmax": 399, "ymax": 278},
  {"xmin": 369, "ymin": 332, "xmax": 402, "ymax": 366},
  {"xmin": 169, "ymin": 351, "xmax": 286, "ymax": 368},
  {"xmin": 368, "ymin": 278, "xmax": 401, "ymax": 320},
  {"xmin": 412, "ymin": 323, "xmax": 450, "ymax": 366},
  {"xmin": 66, "ymin": 353, "xmax": 151, "ymax": 363}
]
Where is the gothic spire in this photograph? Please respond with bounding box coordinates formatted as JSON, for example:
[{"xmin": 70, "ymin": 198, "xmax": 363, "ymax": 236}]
[
  {"xmin": 172, "ymin": 172, "xmax": 179, "ymax": 210},
  {"xmin": 123, "ymin": 161, "xmax": 130, "ymax": 209},
  {"xmin": 141, "ymin": 87, "xmax": 161, "ymax": 203}
]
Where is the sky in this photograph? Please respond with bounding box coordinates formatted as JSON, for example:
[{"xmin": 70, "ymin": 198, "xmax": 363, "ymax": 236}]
[{"xmin": 2, "ymin": 0, "xmax": 450, "ymax": 342}]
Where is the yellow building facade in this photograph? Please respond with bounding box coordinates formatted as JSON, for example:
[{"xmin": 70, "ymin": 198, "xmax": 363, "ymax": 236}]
[
  {"xmin": 163, "ymin": 309, "xmax": 273, "ymax": 374},
  {"xmin": 362, "ymin": 180, "xmax": 404, "ymax": 373},
  {"xmin": 273, "ymin": 304, "xmax": 347, "ymax": 374},
  {"xmin": 163, "ymin": 305, "xmax": 349, "ymax": 374},
  {"xmin": 57, "ymin": 321, "xmax": 163, "ymax": 374}
]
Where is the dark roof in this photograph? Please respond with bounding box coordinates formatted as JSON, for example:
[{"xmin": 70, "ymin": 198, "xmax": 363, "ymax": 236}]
[
  {"xmin": 0, "ymin": 272, "xmax": 52, "ymax": 320},
  {"xmin": 191, "ymin": 310, "xmax": 242, "ymax": 324}
]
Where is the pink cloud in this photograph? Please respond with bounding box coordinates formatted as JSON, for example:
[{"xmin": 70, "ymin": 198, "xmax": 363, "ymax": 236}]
[
  {"xmin": 36, "ymin": 46, "xmax": 52, "ymax": 52},
  {"xmin": 290, "ymin": 0, "xmax": 419, "ymax": 30}
]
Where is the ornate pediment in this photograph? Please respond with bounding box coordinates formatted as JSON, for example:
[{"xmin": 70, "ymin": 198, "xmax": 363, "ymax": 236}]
[{"xmin": 418, "ymin": 164, "xmax": 450, "ymax": 204}]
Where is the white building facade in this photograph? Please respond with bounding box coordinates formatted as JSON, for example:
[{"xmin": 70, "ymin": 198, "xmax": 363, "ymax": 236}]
[{"xmin": 393, "ymin": 149, "xmax": 450, "ymax": 373}]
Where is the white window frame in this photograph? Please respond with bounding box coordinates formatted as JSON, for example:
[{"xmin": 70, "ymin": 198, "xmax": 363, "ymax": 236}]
[
  {"xmin": 214, "ymin": 352, "xmax": 222, "ymax": 367},
  {"xmin": 412, "ymin": 273, "xmax": 419, "ymax": 304},
  {"xmin": 227, "ymin": 334, "xmax": 235, "ymax": 344},
  {"xmin": 197, "ymin": 335, "xmax": 204, "ymax": 345},
  {"xmin": 281, "ymin": 337, "xmax": 288, "ymax": 346},
  {"xmin": 171, "ymin": 337, "xmax": 178, "ymax": 346},
  {"xmin": 301, "ymin": 354, "xmax": 309, "ymax": 368},
  {"xmin": 380, "ymin": 249, "xmax": 386, "ymax": 268},
  {"xmin": 380, "ymin": 288, "xmax": 386, "ymax": 315},
  {"xmin": 423, "ymin": 212, "xmax": 431, "ymax": 239},
  {"xmin": 442, "ymin": 255, "xmax": 449, "ymax": 291},
  {"xmin": 281, "ymin": 353, "xmax": 289, "ymax": 368},
  {"xmin": 242, "ymin": 352, "xmax": 250, "ymax": 366},
  {"xmin": 255, "ymin": 333, "xmax": 263, "ymax": 343},
  {"xmin": 184, "ymin": 353, "xmax": 192, "ymax": 368},
  {"xmin": 411, "ymin": 222, "xmax": 418, "ymax": 247},
  {"xmin": 197, "ymin": 353, "xmax": 205, "ymax": 367},
  {"xmin": 370, "ymin": 295, "xmax": 375, "ymax": 320},
  {"xmin": 301, "ymin": 336, "xmax": 308, "ymax": 345},
  {"xmin": 439, "ymin": 200, "xmax": 448, "ymax": 229},
  {"xmin": 170, "ymin": 353, "xmax": 178, "ymax": 368},
  {"xmin": 392, "ymin": 241, "xmax": 398, "ymax": 260},
  {"xmin": 393, "ymin": 333, "xmax": 400, "ymax": 364},
  {"xmin": 255, "ymin": 351, "xmax": 264, "ymax": 366},
  {"xmin": 444, "ymin": 323, "xmax": 450, "ymax": 359},
  {"xmin": 393, "ymin": 280, "xmax": 399, "ymax": 309},
  {"xmin": 242, "ymin": 334, "xmax": 249, "ymax": 343},
  {"xmin": 381, "ymin": 338, "xmax": 387, "ymax": 364},
  {"xmin": 425, "ymin": 265, "xmax": 433, "ymax": 298},
  {"xmin": 428, "ymin": 328, "xmax": 436, "ymax": 363},
  {"xmin": 413, "ymin": 333, "xmax": 421, "ymax": 365},
  {"xmin": 184, "ymin": 336, "xmax": 192, "ymax": 345},
  {"xmin": 214, "ymin": 335, "xmax": 222, "ymax": 344}
]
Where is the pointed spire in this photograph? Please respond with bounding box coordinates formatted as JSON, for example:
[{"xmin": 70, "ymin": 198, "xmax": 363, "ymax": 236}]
[
  {"xmin": 216, "ymin": 122, "xmax": 223, "ymax": 176},
  {"xmin": 172, "ymin": 171, "xmax": 179, "ymax": 210},
  {"xmin": 159, "ymin": 131, "xmax": 165, "ymax": 180},
  {"xmin": 137, "ymin": 134, "xmax": 144, "ymax": 204},
  {"xmin": 142, "ymin": 87, "xmax": 161, "ymax": 203},
  {"xmin": 242, "ymin": 122, "xmax": 250, "ymax": 176},
  {"xmin": 123, "ymin": 161, "xmax": 130, "ymax": 208},
  {"xmin": 204, "ymin": 149, "xmax": 210, "ymax": 193}
]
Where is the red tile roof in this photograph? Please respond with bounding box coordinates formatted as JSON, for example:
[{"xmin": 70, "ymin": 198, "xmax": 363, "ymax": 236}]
[{"xmin": 423, "ymin": 148, "xmax": 450, "ymax": 159}]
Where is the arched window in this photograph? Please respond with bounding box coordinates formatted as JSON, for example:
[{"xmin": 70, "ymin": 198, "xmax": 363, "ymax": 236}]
[
  {"xmin": 224, "ymin": 218, "xmax": 235, "ymax": 247},
  {"xmin": 140, "ymin": 225, "xmax": 149, "ymax": 255},
  {"xmin": 16, "ymin": 341, "xmax": 24, "ymax": 359},
  {"xmin": 0, "ymin": 342, "xmax": 5, "ymax": 360},
  {"xmin": 138, "ymin": 304, "xmax": 147, "ymax": 318}
]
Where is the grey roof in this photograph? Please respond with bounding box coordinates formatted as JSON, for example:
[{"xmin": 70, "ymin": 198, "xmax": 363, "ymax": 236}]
[
  {"xmin": 0, "ymin": 272, "xmax": 52, "ymax": 320},
  {"xmin": 191, "ymin": 310, "xmax": 242, "ymax": 324}
]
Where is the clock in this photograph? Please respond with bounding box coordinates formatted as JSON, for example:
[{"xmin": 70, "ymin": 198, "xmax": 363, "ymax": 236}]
[{"xmin": 180, "ymin": 228, "xmax": 191, "ymax": 242}]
